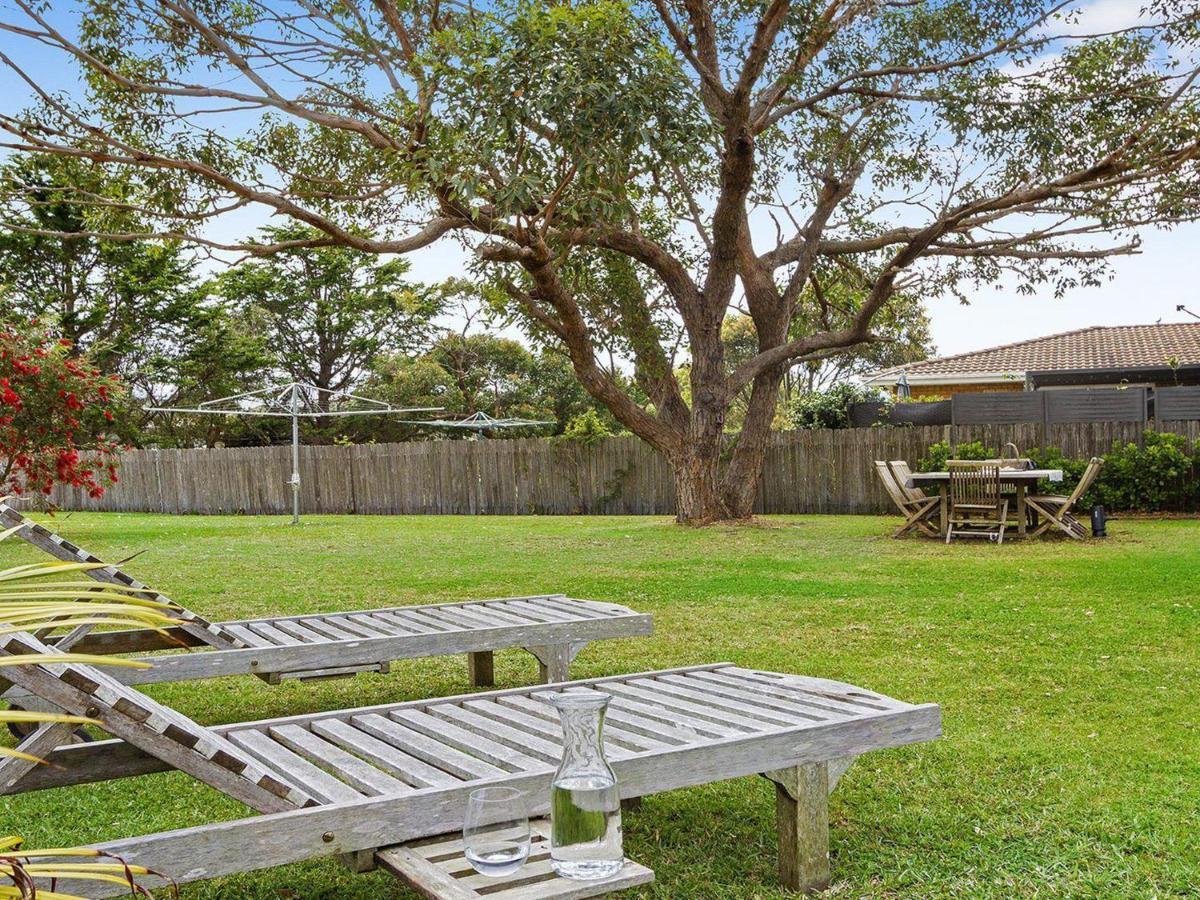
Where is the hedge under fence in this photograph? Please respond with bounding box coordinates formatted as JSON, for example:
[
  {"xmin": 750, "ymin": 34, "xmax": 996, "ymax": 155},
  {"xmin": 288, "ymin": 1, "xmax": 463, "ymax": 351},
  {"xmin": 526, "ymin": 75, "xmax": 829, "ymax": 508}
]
[{"xmin": 918, "ymin": 431, "xmax": 1200, "ymax": 513}]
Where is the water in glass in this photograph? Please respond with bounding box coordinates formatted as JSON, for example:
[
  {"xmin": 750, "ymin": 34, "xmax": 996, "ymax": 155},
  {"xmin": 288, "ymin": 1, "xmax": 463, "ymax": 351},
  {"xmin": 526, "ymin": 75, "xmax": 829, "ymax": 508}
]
[
  {"xmin": 463, "ymin": 787, "xmax": 530, "ymax": 878},
  {"xmin": 547, "ymin": 690, "xmax": 624, "ymax": 880}
]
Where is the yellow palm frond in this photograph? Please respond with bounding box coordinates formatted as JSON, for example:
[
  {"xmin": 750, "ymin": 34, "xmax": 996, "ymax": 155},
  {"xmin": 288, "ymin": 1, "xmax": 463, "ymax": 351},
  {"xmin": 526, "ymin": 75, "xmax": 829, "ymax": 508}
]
[{"xmin": 0, "ymin": 549, "xmax": 177, "ymax": 897}]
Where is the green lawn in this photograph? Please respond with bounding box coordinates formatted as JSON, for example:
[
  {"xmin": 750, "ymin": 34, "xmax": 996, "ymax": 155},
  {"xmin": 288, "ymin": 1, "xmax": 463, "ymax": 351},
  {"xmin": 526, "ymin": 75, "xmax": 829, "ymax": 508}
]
[{"xmin": 1, "ymin": 513, "xmax": 1197, "ymax": 898}]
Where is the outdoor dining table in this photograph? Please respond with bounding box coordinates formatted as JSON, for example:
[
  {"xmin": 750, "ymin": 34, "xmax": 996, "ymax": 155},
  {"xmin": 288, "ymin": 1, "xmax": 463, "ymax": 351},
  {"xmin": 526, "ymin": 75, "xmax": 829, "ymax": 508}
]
[{"xmin": 907, "ymin": 468, "xmax": 1064, "ymax": 537}]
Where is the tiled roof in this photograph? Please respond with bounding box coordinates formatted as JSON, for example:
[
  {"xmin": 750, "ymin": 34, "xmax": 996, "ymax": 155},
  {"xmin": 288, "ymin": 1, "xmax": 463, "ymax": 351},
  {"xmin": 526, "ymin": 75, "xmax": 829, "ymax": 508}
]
[{"xmin": 873, "ymin": 324, "xmax": 1200, "ymax": 381}]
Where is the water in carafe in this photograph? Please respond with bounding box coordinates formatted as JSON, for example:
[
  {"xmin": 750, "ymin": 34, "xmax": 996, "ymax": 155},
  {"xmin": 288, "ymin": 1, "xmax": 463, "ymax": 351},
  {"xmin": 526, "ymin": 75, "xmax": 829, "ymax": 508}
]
[{"xmin": 546, "ymin": 690, "xmax": 624, "ymax": 879}]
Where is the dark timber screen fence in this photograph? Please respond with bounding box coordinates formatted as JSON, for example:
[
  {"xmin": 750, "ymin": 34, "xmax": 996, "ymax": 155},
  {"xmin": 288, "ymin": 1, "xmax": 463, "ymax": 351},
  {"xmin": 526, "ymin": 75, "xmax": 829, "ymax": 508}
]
[{"xmin": 48, "ymin": 421, "xmax": 1200, "ymax": 517}]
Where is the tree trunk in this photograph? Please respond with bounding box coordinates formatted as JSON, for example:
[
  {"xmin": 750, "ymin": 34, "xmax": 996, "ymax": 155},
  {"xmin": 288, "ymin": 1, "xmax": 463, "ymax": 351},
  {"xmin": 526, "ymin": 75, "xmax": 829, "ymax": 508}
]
[
  {"xmin": 721, "ymin": 368, "xmax": 786, "ymax": 519},
  {"xmin": 671, "ymin": 446, "xmax": 727, "ymax": 525}
]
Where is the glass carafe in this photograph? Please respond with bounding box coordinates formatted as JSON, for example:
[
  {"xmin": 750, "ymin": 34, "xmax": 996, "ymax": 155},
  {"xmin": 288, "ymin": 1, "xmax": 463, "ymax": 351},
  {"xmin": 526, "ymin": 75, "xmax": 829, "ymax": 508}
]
[{"xmin": 546, "ymin": 690, "xmax": 623, "ymax": 880}]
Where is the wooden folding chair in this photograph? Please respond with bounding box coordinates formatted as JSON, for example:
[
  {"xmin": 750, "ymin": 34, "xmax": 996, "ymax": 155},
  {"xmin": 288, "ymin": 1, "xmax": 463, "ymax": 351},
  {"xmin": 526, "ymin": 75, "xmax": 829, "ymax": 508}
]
[
  {"xmin": 875, "ymin": 461, "xmax": 939, "ymax": 538},
  {"xmin": 945, "ymin": 462, "xmax": 1008, "ymax": 544},
  {"xmin": 886, "ymin": 460, "xmax": 926, "ymax": 503},
  {"xmin": 1027, "ymin": 457, "xmax": 1104, "ymax": 540}
]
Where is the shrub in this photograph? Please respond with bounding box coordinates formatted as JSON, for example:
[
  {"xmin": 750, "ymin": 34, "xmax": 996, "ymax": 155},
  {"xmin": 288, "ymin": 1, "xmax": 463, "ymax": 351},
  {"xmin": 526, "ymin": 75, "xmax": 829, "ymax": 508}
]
[
  {"xmin": 916, "ymin": 439, "xmax": 992, "ymax": 472},
  {"xmin": 788, "ymin": 383, "xmax": 888, "ymax": 430},
  {"xmin": 917, "ymin": 431, "xmax": 1200, "ymax": 512},
  {"xmin": 0, "ymin": 320, "xmax": 125, "ymax": 498},
  {"xmin": 558, "ymin": 409, "xmax": 613, "ymax": 446}
]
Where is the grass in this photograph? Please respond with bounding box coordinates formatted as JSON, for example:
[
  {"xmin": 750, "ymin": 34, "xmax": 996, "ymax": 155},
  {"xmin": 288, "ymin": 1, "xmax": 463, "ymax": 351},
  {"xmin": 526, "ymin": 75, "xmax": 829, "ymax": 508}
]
[{"xmin": 0, "ymin": 512, "xmax": 1197, "ymax": 898}]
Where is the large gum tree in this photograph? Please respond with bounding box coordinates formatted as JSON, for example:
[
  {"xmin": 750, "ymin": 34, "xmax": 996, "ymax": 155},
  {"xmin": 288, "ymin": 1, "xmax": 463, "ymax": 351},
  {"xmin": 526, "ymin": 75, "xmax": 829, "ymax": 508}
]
[{"xmin": 0, "ymin": 1, "xmax": 1197, "ymax": 523}]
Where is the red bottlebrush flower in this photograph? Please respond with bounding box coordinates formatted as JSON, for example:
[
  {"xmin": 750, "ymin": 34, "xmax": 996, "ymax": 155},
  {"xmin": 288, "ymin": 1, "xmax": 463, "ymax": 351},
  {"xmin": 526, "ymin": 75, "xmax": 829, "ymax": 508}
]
[{"xmin": 0, "ymin": 321, "xmax": 124, "ymax": 497}]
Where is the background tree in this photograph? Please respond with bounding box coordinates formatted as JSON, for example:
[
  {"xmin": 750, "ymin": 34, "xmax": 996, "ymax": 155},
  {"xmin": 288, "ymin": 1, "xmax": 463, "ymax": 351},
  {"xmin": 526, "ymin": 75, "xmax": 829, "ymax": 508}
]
[
  {"xmin": 0, "ymin": 320, "xmax": 125, "ymax": 498},
  {"xmin": 2, "ymin": 2, "xmax": 1198, "ymax": 522},
  {"xmin": 365, "ymin": 333, "xmax": 617, "ymax": 439},
  {"xmin": 139, "ymin": 303, "xmax": 278, "ymax": 448},
  {"xmin": 0, "ymin": 155, "xmax": 199, "ymax": 376},
  {"xmin": 785, "ymin": 282, "xmax": 933, "ymax": 396},
  {"xmin": 215, "ymin": 224, "xmax": 441, "ymax": 412}
]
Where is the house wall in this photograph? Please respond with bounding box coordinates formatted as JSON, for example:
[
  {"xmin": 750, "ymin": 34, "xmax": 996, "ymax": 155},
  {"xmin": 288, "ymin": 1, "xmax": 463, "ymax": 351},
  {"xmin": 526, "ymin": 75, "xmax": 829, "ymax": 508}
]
[{"xmin": 907, "ymin": 381, "xmax": 1022, "ymax": 399}]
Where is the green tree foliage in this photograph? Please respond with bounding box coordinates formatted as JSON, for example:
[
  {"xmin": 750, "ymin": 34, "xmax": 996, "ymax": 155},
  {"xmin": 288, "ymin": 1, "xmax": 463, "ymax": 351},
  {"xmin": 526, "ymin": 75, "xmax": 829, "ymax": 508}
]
[
  {"xmin": 215, "ymin": 225, "xmax": 441, "ymax": 406},
  {"xmin": 558, "ymin": 408, "xmax": 614, "ymax": 446},
  {"xmin": 0, "ymin": 155, "xmax": 199, "ymax": 377},
  {"xmin": 366, "ymin": 333, "xmax": 617, "ymax": 439},
  {"xmin": 721, "ymin": 288, "xmax": 932, "ymax": 427},
  {"xmin": 3, "ymin": 3, "xmax": 1199, "ymax": 521},
  {"xmin": 788, "ymin": 384, "xmax": 888, "ymax": 430},
  {"xmin": 140, "ymin": 303, "xmax": 278, "ymax": 448},
  {"xmin": 785, "ymin": 282, "xmax": 934, "ymax": 393}
]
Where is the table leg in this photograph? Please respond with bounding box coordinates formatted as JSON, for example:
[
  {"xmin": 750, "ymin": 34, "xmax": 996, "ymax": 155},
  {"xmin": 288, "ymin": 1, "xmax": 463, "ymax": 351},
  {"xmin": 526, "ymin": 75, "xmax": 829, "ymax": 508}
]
[
  {"xmin": 1016, "ymin": 484, "xmax": 1027, "ymax": 538},
  {"xmin": 939, "ymin": 485, "xmax": 948, "ymax": 536}
]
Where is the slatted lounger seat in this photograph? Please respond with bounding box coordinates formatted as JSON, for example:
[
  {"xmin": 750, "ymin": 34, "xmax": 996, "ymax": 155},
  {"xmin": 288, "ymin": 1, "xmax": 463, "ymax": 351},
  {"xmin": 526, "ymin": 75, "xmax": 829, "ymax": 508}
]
[
  {"xmin": 0, "ymin": 632, "xmax": 941, "ymax": 896},
  {"xmin": 0, "ymin": 502, "xmax": 651, "ymax": 688}
]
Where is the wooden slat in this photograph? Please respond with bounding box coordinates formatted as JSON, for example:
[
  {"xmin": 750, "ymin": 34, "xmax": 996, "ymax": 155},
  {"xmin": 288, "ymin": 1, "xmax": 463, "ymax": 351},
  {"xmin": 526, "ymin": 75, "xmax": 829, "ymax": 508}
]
[
  {"xmin": 693, "ymin": 669, "xmax": 890, "ymax": 718},
  {"xmin": 247, "ymin": 622, "xmax": 304, "ymax": 647},
  {"xmin": 376, "ymin": 818, "xmax": 655, "ymax": 900},
  {"xmin": 311, "ymin": 719, "xmax": 460, "ymax": 789},
  {"xmin": 387, "ymin": 609, "xmax": 458, "ymax": 632},
  {"xmin": 717, "ymin": 667, "xmax": 897, "ymax": 712},
  {"xmin": 446, "ymin": 604, "xmax": 525, "ymax": 629},
  {"xmin": 599, "ymin": 702, "xmax": 711, "ymax": 745},
  {"xmin": 414, "ymin": 606, "xmax": 494, "ymax": 630},
  {"xmin": 625, "ymin": 677, "xmax": 803, "ymax": 727},
  {"xmin": 469, "ymin": 603, "xmax": 543, "ymax": 626},
  {"xmin": 656, "ymin": 673, "xmax": 829, "ymax": 722},
  {"xmin": 351, "ymin": 714, "xmax": 507, "ymax": 781},
  {"xmin": 389, "ymin": 709, "xmax": 545, "ymax": 773},
  {"xmin": 370, "ymin": 611, "xmax": 436, "ymax": 633},
  {"xmin": 426, "ymin": 704, "xmax": 563, "ymax": 764},
  {"xmin": 600, "ymin": 682, "xmax": 767, "ymax": 733},
  {"xmin": 524, "ymin": 597, "xmax": 603, "ymax": 619},
  {"xmin": 503, "ymin": 601, "xmax": 577, "ymax": 623},
  {"xmin": 222, "ymin": 624, "xmax": 275, "ymax": 648},
  {"xmin": 490, "ymin": 696, "xmax": 647, "ymax": 755},
  {"xmin": 297, "ymin": 617, "xmax": 362, "ymax": 642},
  {"xmin": 269, "ymin": 724, "xmax": 411, "ymax": 796},
  {"xmin": 321, "ymin": 616, "xmax": 388, "ymax": 639},
  {"xmin": 270, "ymin": 620, "xmax": 329, "ymax": 644},
  {"xmin": 227, "ymin": 728, "xmax": 361, "ymax": 804},
  {"xmin": 346, "ymin": 614, "xmax": 410, "ymax": 636}
]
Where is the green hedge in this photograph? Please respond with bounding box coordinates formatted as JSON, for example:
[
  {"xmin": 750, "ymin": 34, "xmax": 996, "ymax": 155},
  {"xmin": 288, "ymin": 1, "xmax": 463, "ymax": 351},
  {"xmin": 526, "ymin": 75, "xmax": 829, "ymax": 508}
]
[{"xmin": 917, "ymin": 431, "xmax": 1200, "ymax": 512}]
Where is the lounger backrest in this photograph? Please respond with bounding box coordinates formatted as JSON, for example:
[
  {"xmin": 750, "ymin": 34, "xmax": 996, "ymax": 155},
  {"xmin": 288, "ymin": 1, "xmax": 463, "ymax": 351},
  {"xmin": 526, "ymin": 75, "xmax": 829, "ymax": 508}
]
[
  {"xmin": 0, "ymin": 631, "xmax": 314, "ymax": 812},
  {"xmin": 0, "ymin": 503, "xmax": 244, "ymax": 651},
  {"xmin": 874, "ymin": 461, "xmax": 911, "ymax": 511},
  {"xmin": 1066, "ymin": 457, "xmax": 1104, "ymax": 508}
]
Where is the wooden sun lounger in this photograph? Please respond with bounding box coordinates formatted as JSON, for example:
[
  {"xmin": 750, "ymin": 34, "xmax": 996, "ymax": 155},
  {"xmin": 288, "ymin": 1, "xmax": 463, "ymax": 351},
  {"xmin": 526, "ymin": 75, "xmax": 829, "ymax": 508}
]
[
  {"xmin": 0, "ymin": 631, "xmax": 941, "ymax": 896},
  {"xmin": 0, "ymin": 503, "xmax": 651, "ymax": 688}
]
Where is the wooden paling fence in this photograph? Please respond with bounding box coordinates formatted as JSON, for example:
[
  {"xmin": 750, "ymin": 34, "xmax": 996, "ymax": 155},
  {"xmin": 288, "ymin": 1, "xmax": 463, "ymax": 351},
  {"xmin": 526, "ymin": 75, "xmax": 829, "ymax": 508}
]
[{"xmin": 51, "ymin": 422, "xmax": 1200, "ymax": 517}]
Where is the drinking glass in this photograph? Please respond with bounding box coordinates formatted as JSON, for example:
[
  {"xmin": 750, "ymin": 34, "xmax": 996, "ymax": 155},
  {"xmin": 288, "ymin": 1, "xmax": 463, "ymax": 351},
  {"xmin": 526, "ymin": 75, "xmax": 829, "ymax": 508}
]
[{"xmin": 463, "ymin": 786, "xmax": 530, "ymax": 877}]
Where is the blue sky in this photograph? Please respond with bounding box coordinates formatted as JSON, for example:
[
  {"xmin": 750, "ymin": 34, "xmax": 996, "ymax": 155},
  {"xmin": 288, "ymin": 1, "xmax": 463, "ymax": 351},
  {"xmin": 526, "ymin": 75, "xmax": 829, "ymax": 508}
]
[{"xmin": 2, "ymin": 0, "xmax": 1197, "ymax": 359}]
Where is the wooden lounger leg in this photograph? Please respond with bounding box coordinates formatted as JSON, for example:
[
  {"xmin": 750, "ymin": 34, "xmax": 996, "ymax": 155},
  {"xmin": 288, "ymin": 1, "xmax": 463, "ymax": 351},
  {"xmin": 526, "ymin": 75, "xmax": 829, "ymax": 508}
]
[
  {"xmin": 526, "ymin": 642, "xmax": 585, "ymax": 683},
  {"xmin": 467, "ymin": 651, "xmax": 494, "ymax": 688},
  {"xmin": 766, "ymin": 762, "xmax": 830, "ymax": 894}
]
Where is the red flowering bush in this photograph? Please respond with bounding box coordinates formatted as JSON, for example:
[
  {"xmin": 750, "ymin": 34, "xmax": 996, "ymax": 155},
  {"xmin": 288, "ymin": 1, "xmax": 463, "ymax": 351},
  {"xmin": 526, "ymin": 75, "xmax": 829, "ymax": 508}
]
[{"xmin": 0, "ymin": 321, "xmax": 124, "ymax": 498}]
